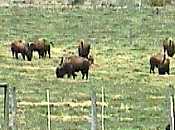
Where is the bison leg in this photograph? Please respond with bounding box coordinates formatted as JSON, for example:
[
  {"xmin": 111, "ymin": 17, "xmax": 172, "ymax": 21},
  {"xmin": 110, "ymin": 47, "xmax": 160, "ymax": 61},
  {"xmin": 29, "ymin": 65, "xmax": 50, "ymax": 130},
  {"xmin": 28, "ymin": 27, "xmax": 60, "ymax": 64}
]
[
  {"xmin": 11, "ymin": 50, "xmax": 15, "ymax": 58},
  {"xmin": 41, "ymin": 51, "xmax": 45, "ymax": 58},
  {"xmin": 15, "ymin": 52, "xmax": 18, "ymax": 59},
  {"xmin": 85, "ymin": 71, "xmax": 89, "ymax": 80},
  {"xmin": 82, "ymin": 73, "xmax": 85, "ymax": 79},
  {"xmin": 163, "ymin": 47, "xmax": 166, "ymax": 53},
  {"xmin": 22, "ymin": 53, "xmax": 25, "ymax": 60},
  {"xmin": 83, "ymin": 69, "xmax": 89, "ymax": 80},
  {"xmin": 38, "ymin": 51, "xmax": 41, "ymax": 59},
  {"xmin": 44, "ymin": 50, "xmax": 47, "ymax": 57},
  {"xmin": 81, "ymin": 71, "xmax": 85, "ymax": 79},
  {"xmin": 150, "ymin": 67, "xmax": 152, "ymax": 73},
  {"xmin": 67, "ymin": 70, "xmax": 72, "ymax": 78},
  {"xmin": 48, "ymin": 49, "xmax": 51, "ymax": 58},
  {"xmin": 38, "ymin": 50, "xmax": 44, "ymax": 59},
  {"xmin": 150, "ymin": 65, "xmax": 155, "ymax": 74},
  {"xmin": 167, "ymin": 66, "xmax": 170, "ymax": 75},
  {"xmin": 67, "ymin": 74, "xmax": 71, "ymax": 78},
  {"xmin": 72, "ymin": 73, "xmax": 77, "ymax": 79}
]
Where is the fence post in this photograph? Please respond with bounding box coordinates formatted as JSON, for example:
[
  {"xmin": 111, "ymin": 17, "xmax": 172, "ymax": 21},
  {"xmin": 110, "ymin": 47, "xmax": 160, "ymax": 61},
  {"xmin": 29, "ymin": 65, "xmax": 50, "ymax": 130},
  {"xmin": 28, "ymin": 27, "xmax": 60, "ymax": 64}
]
[
  {"xmin": 169, "ymin": 84, "xmax": 174, "ymax": 130},
  {"xmin": 91, "ymin": 89, "xmax": 97, "ymax": 130},
  {"xmin": 168, "ymin": 84, "xmax": 174, "ymax": 130},
  {"xmin": 4, "ymin": 84, "xmax": 9, "ymax": 130},
  {"xmin": 101, "ymin": 86, "xmax": 104, "ymax": 130},
  {"xmin": 170, "ymin": 96, "xmax": 174, "ymax": 130},
  {"xmin": 10, "ymin": 87, "xmax": 16, "ymax": 130},
  {"xmin": 47, "ymin": 90, "xmax": 51, "ymax": 130},
  {"xmin": 0, "ymin": 83, "xmax": 9, "ymax": 130}
]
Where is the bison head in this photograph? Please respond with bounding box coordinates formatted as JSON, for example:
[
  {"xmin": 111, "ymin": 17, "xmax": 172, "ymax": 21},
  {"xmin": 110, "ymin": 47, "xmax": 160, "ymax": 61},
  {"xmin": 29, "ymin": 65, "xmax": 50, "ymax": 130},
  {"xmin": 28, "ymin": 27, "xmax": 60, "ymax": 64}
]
[
  {"xmin": 56, "ymin": 67, "xmax": 66, "ymax": 78},
  {"xmin": 167, "ymin": 45, "xmax": 175, "ymax": 57},
  {"xmin": 158, "ymin": 66, "xmax": 168, "ymax": 75},
  {"xmin": 26, "ymin": 48, "xmax": 33, "ymax": 61},
  {"xmin": 29, "ymin": 43, "xmax": 35, "ymax": 51}
]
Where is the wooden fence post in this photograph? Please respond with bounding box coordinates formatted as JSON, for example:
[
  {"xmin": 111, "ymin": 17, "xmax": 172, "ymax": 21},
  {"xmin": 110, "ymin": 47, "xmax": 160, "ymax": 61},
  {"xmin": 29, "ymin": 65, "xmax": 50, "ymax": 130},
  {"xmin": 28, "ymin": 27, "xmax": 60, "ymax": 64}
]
[
  {"xmin": 0, "ymin": 83, "xmax": 16, "ymax": 130},
  {"xmin": 47, "ymin": 90, "xmax": 51, "ymax": 130},
  {"xmin": 0, "ymin": 83, "xmax": 9, "ymax": 130},
  {"xmin": 169, "ymin": 84, "xmax": 174, "ymax": 130},
  {"xmin": 4, "ymin": 84, "xmax": 9, "ymax": 130},
  {"xmin": 91, "ymin": 89, "xmax": 97, "ymax": 130},
  {"xmin": 10, "ymin": 87, "xmax": 16, "ymax": 130},
  {"xmin": 101, "ymin": 86, "xmax": 105, "ymax": 130},
  {"xmin": 170, "ymin": 96, "xmax": 174, "ymax": 130}
]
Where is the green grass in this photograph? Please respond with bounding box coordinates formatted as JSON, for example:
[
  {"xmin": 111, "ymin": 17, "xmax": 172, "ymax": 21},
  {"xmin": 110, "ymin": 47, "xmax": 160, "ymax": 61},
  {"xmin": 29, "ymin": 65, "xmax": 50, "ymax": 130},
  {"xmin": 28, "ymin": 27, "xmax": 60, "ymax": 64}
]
[{"xmin": 0, "ymin": 6, "xmax": 175, "ymax": 130}]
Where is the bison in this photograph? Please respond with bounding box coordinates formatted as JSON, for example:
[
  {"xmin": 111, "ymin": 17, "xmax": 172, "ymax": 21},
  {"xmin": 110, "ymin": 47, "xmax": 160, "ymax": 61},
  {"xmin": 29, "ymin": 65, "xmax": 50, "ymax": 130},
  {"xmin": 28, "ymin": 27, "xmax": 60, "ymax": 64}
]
[
  {"xmin": 56, "ymin": 55, "xmax": 94, "ymax": 80},
  {"xmin": 29, "ymin": 38, "xmax": 54, "ymax": 59},
  {"xmin": 11, "ymin": 39, "xmax": 33, "ymax": 61},
  {"xmin": 150, "ymin": 51, "xmax": 170, "ymax": 75},
  {"xmin": 163, "ymin": 37, "xmax": 175, "ymax": 57},
  {"xmin": 78, "ymin": 39, "xmax": 91, "ymax": 59}
]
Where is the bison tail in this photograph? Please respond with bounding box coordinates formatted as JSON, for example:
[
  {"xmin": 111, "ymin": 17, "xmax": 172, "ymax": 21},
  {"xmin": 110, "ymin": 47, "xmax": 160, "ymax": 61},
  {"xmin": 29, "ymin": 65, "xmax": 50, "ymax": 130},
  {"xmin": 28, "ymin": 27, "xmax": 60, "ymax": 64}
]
[
  {"xmin": 59, "ymin": 57, "xmax": 64, "ymax": 66},
  {"xmin": 80, "ymin": 39, "xmax": 84, "ymax": 48}
]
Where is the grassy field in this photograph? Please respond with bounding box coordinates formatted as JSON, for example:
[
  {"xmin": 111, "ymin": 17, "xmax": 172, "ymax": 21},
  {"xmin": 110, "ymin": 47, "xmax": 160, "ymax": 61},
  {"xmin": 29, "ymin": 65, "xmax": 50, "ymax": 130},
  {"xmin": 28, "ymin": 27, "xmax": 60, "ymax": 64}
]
[{"xmin": 0, "ymin": 5, "xmax": 175, "ymax": 130}]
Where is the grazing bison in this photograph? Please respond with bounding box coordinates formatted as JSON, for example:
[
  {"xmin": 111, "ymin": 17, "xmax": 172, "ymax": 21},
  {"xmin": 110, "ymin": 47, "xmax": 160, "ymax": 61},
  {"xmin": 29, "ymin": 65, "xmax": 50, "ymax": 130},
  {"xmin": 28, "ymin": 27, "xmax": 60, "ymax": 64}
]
[
  {"xmin": 163, "ymin": 37, "xmax": 175, "ymax": 57},
  {"xmin": 78, "ymin": 39, "xmax": 91, "ymax": 58},
  {"xmin": 56, "ymin": 56, "xmax": 94, "ymax": 80},
  {"xmin": 11, "ymin": 40, "xmax": 33, "ymax": 61},
  {"xmin": 29, "ymin": 38, "xmax": 54, "ymax": 59},
  {"xmin": 150, "ymin": 51, "xmax": 170, "ymax": 75}
]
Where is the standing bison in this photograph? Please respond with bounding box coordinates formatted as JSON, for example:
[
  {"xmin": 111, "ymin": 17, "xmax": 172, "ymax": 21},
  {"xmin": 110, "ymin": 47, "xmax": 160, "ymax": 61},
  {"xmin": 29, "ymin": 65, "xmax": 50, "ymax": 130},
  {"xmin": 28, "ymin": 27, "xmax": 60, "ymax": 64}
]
[
  {"xmin": 163, "ymin": 37, "xmax": 175, "ymax": 57},
  {"xmin": 149, "ymin": 51, "xmax": 170, "ymax": 75},
  {"xmin": 11, "ymin": 39, "xmax": 33, "ymax": 61},
  {"xmin": 29, "ymin": 38, "xmax": 54, "ymax": 59},
  {"xmin": 56, "ymin": 55, "xmax": 94, "ymax": 80},
  {"xmin": 78, "ymin": 39, "xmax": 91, "ymax": 58}
]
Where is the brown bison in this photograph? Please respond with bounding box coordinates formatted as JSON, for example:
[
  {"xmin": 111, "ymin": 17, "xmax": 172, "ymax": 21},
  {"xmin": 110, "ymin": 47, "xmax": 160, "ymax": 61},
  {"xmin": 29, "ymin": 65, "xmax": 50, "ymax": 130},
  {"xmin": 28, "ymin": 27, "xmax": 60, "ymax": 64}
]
[
  {"xmin": 29, "ymin": 38, "xmax": 54, "ymax": 59},
  {"xmin": 163, "ymin": 37, "xmax": 175, "ymax": 57},
  {"xmin": 150, "ymin": 51, "xmax": 170, "ymax": 75},
  {"xmin": 11, "ymin": 40, "xmax": 33, "ymax": 61},
  {"xmin": 78, "ymin": 39, "xmax": 91, "ymax": 58},
  {"xmin": 56, "ymin": 55, "xmax": 94, "ymax": 80}
]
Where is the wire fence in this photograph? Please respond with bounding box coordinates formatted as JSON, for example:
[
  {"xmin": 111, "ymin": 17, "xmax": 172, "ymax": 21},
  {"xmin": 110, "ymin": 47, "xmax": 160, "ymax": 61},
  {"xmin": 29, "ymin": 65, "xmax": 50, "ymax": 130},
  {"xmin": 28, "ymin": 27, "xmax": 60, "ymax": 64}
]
[{"xmin": 0, "ymin": 84, "xmax": 174, "ymax": 130}]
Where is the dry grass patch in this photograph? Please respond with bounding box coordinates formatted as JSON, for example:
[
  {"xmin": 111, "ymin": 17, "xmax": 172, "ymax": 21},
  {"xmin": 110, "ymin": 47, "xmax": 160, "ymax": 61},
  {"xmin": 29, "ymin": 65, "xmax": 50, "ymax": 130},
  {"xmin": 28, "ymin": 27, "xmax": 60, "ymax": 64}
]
[
  {"xmin": 49, "ymin": 115, "xmax": 90, "ymax": 122},
  {"xmin": 17, "ymin": 100, "xmax": 108, "ymax": 108}
]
